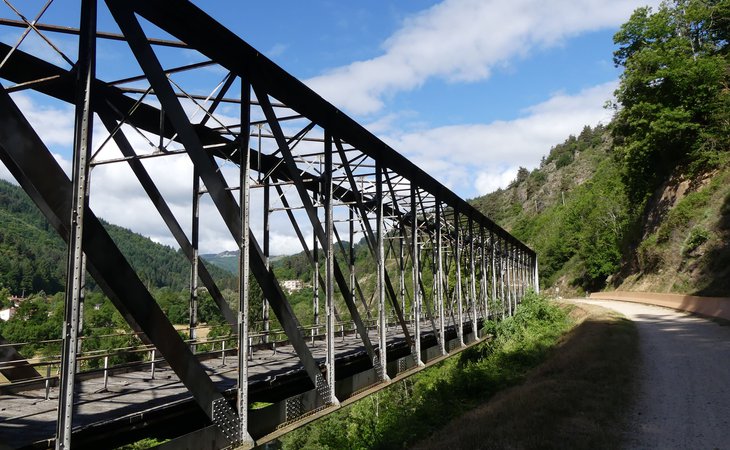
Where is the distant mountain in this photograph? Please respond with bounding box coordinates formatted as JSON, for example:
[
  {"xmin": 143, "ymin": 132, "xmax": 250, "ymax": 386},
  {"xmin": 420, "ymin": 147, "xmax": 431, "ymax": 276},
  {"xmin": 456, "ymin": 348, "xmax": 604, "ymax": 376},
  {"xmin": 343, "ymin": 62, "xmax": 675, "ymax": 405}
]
[
  {"xmin": 0, "ymin": 179, "xmax": 232, "ymax": 296},
  {"xmin": 203, "ymin": 250, "xmax": 310, "ymax": 276},
  {"xmin": 201, "ymin": 251, "xmax": 239, "ymax": 274}
]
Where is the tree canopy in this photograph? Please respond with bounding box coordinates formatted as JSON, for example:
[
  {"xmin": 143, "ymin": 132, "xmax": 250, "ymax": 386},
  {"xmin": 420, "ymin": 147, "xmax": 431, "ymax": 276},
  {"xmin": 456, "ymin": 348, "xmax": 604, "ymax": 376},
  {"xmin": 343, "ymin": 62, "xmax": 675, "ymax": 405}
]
[{"xmin": 611, "ymin": 0, "xmax": 730, "ymax": 202}]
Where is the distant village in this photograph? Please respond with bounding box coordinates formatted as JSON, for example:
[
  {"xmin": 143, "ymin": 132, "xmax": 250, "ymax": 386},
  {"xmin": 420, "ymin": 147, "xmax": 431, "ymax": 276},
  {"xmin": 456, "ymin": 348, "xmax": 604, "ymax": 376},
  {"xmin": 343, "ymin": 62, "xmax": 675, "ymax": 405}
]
[{"xmin": 0, "ymin": 295, "xmax": 24, "ymax": 321}]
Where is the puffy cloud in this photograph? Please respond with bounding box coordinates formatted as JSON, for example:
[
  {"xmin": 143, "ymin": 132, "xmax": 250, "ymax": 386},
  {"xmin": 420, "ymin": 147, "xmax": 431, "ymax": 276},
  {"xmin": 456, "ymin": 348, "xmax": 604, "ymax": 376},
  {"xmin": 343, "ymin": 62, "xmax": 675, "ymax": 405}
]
[
  {"xmin": 475, "ymin": 167, "xmax": 520, "ymax": 196},
  {"xmin": 386, "ymin": 81, "xmax": 616, "ymax": 196},
  {"xmin": 9, "ymin": 92, "xmax": 74, "ymax": 146},
  {"xmin": 306, "ymin": 0, "xmax": 659, "ymax": 115}
]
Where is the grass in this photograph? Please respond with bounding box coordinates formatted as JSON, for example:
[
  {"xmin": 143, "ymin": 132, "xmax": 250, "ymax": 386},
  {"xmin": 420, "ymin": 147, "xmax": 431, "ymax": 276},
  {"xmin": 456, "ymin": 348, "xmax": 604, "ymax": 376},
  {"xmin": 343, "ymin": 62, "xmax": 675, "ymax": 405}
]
[
  {"xmin": 279, "ymin": 292, "xmax": 585, "ymax": 450},
  {"xmin": 411, "ymin": 302, "xmax": 639, "ymax": 450}
]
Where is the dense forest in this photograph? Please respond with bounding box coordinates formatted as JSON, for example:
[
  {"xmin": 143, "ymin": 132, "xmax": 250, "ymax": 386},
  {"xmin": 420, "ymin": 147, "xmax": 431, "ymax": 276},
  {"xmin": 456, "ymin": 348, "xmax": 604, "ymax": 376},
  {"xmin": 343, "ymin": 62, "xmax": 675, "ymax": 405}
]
[
  {"xmin": 0, "ymin": 178, "xmax": 239, "ymax": 358},
  {"xmin": 472, "ymin": 0, "xmax": 730, "ymax": 296},
  {"xmin": 0, "ymin": 179, "xmax": 234, "ymax": 296}
]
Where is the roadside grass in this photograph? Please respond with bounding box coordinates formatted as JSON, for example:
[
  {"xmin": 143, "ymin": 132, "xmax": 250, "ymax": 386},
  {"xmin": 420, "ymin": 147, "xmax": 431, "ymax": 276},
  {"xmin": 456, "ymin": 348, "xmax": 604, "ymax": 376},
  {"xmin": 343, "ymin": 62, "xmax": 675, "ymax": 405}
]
[
  {"xmin": 279, "ymin": 292, "xmax": 581, "ymax": 450},
  {"xmin": 411, "ymin": 302, "xmax": 639, "ymax": 450}
]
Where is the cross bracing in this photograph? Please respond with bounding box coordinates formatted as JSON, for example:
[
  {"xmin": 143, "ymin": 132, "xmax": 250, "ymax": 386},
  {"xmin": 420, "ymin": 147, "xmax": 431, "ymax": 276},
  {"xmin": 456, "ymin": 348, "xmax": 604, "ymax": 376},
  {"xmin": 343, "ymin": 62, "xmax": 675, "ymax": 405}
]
[{"xmin": 0, "ymin": 1, "xmax": 538, "ymax": 448}]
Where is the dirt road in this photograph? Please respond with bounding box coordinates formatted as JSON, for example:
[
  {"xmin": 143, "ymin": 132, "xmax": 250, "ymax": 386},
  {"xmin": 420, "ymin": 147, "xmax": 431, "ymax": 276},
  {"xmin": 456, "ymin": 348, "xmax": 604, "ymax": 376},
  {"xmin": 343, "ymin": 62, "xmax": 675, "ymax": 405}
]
[{"xmin": 578, "ymin": 299, "xmax": 730, "ymax": 449}]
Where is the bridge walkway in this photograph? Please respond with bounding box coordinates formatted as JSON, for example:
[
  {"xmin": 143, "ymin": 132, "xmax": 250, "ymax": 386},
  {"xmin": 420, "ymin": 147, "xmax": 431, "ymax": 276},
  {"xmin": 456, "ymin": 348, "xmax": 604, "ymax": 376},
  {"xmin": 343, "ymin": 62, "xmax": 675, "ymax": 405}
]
[{"xmin": 0, "ymin": 321, "xmax": 442, "ymax": 448}]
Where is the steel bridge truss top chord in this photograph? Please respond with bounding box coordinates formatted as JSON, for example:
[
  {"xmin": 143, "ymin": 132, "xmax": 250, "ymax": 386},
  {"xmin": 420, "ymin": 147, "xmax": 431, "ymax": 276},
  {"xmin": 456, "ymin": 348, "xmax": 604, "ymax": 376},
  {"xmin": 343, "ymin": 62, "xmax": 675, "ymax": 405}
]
[{"xmin": 0, "ymin": 0, "xmax": 537, "ymax": 448}]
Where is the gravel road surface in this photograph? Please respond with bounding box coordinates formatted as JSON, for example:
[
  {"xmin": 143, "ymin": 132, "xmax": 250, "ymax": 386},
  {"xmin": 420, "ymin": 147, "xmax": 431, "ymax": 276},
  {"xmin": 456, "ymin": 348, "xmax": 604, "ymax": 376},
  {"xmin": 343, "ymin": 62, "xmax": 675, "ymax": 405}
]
[{"xmin": 578, "ymin": 299, "xmax": 730, "ymax": 449}]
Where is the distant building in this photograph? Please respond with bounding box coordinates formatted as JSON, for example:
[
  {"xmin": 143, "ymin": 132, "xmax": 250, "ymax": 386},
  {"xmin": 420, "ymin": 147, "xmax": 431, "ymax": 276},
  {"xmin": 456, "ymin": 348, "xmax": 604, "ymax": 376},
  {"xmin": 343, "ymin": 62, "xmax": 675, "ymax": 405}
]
[
  {"xmin": 281, "ymin": 280, "xmax": 304, "ymax": 293},
  {"xmin": 0, "ymin": 307, "xmax": 16, "ymax": 321}
]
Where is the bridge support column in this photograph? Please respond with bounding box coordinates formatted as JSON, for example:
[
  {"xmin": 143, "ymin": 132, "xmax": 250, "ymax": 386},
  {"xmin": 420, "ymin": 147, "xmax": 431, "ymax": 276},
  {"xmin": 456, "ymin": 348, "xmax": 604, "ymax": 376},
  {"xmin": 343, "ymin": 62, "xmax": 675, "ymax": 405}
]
[
  {"xmin": 190, "ymin": 172, "xmax": 199, "ymax": 353},
  {"xmin": 491, "ymin": 231, "xmax": 497, "ymax": 320},
  {"xmin": 469, "ymin": 216, "xmax": 478, "ymax": 340},
  {"xmin": 454, "ymin": 209, "xmax": 465, "ymax": 347},
  {"xmin": 375, "ymin": 162, "xmax": 390, "ymax": 381},
  {"xmin": 57, "ymin": 2, "xmax": 96, "ymax": 448},
  {"xmin": 436, "ymin": 201, "xmax": 446, "ymax": 355},
  {"xmin": 521, "ymin": 249, "xmax": 527, "ymax": 301},
  {"xmin": 400, "ymin": 234, "xmax": 406, "ymax": 327},
  {"xmin": 411, "ymin": 186, "xmax": 424, "ymax": 366},
  {"xmin": 511, "ymin": 245, "xmax": 516, "ymax": 311},
  {"xmin": 237, "ymin": 78, "xmax": 254, "ymax": 446},
  {"xmin": 263, "ymin": 168, "xmax": 271, "ymax": 343},
  {"xmin": 508, "ymin": 242, "xmax": 514, "ymax": 316},
  {"xmin": 497, "ymin": 239, "xmax": 505, "ymax": 319},
  {"xmin": 480, "ymin": 225, "xmax": 488, "ymax": 324},
  {"xmin": 313, "ymin": 191, "xmax": 320, "ymax": 340},
  {"xmin": 323, "ymin": 131, "xmax": 339, "ymax": 405},
  {"xmin": 349, "ymin": 208, "xmax": 358, "ymax": 320}
]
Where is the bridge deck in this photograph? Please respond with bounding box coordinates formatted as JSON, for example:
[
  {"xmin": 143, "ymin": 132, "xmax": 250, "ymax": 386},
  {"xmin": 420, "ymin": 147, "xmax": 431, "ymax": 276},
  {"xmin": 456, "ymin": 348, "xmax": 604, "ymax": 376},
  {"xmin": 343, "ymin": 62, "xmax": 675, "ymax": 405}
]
[{"xmin": 0, "ymin": 322, "xmax": 443, "ymax": 448}]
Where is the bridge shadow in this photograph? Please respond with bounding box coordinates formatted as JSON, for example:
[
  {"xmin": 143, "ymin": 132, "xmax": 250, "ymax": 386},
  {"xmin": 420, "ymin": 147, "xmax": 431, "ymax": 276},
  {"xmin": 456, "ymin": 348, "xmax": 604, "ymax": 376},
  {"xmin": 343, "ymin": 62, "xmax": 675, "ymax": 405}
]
[{"xmin": 411, "ymin": 309, "xmax": 639, "ymax": 449}]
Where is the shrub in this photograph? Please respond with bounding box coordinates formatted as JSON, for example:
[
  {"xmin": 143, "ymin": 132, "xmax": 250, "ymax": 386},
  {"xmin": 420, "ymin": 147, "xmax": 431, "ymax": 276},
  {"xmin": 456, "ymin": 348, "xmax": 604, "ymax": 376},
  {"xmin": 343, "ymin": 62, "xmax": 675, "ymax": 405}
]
[{"xmin": 683, "ymin": 227, "xmax": 710, "ymax": 255}]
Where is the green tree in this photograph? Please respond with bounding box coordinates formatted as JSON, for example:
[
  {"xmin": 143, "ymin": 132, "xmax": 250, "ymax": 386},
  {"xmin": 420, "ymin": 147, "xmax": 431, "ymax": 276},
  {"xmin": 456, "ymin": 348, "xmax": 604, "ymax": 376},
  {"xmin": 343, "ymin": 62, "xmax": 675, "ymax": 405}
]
[{"xmin": 611, "ymin": 0, "xmax": 730, "ymax": 203}]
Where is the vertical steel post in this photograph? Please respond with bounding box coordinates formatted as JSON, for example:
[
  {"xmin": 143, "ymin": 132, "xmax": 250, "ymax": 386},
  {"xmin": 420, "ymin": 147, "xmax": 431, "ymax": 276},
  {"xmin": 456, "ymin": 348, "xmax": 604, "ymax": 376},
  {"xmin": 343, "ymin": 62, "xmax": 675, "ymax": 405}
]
[
  {"xmin": 519, "ymin": 248, "xmax": 524, "ymax": 304},
  {"xmin": 323, "ymin": 131, "xmax": 339, "ymax": 405},
  {"xmin": 491, "ymin": 231, "xmax": 497, "ymax": 320},
  {"xmin": 510, "ymin": 244, "xmax": 517, "ymax": 313},
  {"xmin": 102, "ymin": 356, "xmax": 108, "ymax": 392},
  {"xmin": 499, "ymin": 239, "xmax": 506, "ymax": 319},
  {"xmin": 150, "ymin": 349, "xmax": 156, "ymax": 380},
  {"xmin": 375, "ymin": 162, "xmax": 389, "ymax": 381},
  {"xmin": 76, "ymin": 258, "xmax": 86, "ymax": 374},
  {"xmin": 469, "ymin": 216, "xmax": 478, "ymax": 340},
  {"xmin": 411, "ymin": 186, "xmax": 423, "ymax": 366},
  {"xmin": 190, "ymin": 172, "xmax": 199, "ymax": 352},
  {"xmin": 56, "ymin": 2, "xmax": 95, "ymax": 447},
  {"xmin": 399, "ymin": 234, "xmax": 406, "ymax": 324},
  {"xmin": 513, "ymin": 248, "xmax": 517, "ymax": 306},
  {"xmin": 534, "ymin": 253, "xmax": 540, "ymax": 294},
  {"xmin": 237, "ymin": 78, "xmax": 254, "ymax": 446},
  {"xmin": 313, "ymin": 189, "xmax": 320, "ymax": 333},
  {"xmin": 520, "ymin": 249, "xmax": 526, "ymax": 302},
  {"xmin": 436, "ymin": 201, "xmax": 446, "ymax": 355},
  {"xmin": 454, "ymin": 210, "xmax": 464, "ymax": 346},
  {"xmin": 506, "ymin": 242, "xmax": 513, "ymax": 317},
  {"xmin": 517, "ymin": 249, "xmax": 522, "ymax": 304},
  {"xmin": 516, "ymin": 247, "xmax": 521, "ymax": 307},
  {"xmin": 262, "ymin": 169, "xmax": 270, "ymax": 343},
  {"xmin": 510, "ymin": 246, "xmax": 516, "ymax": 309},
  {"xmin": 481, "ymin": 224, "xmax": 488, "ymax": 323},
  {"xmin": 516, "ymin": 249, "xmax": 521, "ymax": 304},
  {"xmin": 349, "ymin": 207, "xmax": 356, "ymax": 320}
]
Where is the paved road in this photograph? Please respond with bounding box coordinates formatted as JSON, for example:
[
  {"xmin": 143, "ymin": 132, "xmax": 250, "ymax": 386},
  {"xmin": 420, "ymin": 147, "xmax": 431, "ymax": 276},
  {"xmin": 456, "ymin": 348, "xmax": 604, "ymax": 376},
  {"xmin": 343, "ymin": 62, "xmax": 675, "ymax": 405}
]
[{"xmin": 578, "ymin": 299, "xmax": 730, "ymax": 449}]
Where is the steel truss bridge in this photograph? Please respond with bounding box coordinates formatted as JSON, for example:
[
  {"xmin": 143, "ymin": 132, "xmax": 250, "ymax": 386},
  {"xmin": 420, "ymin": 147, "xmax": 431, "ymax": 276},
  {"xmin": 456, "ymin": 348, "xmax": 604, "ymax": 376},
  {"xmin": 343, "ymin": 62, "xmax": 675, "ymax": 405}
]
[{"xmin": 0, "ymin": 1, "xmax": 538, "ymax": 448}]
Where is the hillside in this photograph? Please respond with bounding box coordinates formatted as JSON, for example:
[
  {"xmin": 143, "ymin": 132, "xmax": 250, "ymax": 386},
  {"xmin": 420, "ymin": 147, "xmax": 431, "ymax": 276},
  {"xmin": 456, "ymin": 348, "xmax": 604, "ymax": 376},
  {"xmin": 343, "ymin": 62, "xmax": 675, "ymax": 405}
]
[
  {"xmin": 471, "ymin": 128, "xmax": 730, "ymax": 297},
  {"xmin": 0, "ymin": 179, "xmax": 241, "ymax": 358},
  {"xmin": 201, "ymin": 250, "xmax": 240, "ymax": 274},
  {"xmin": 0, "ymin": 179, "xmax": 233, "ymax": 297},
  {"xmin": 471, "ymin": 125, "xmax": 628, "ymax": 293},
  {"xmin": 470, "ymin": 0, "xmax": 730, "ymax": 297}
]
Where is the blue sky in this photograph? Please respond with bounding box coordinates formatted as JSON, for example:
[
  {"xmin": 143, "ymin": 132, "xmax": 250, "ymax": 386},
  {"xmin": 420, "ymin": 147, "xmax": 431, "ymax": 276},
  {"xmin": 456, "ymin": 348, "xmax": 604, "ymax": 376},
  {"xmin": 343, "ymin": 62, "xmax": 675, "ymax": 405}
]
[{"xmin": 1, "ymin": 0, "xmax": 660, "ymax": 253}]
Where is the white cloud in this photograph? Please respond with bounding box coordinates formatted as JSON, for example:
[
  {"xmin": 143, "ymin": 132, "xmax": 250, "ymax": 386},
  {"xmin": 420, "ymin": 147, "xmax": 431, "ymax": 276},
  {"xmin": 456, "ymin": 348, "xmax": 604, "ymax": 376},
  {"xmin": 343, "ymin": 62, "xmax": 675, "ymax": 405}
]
[
  {"xmin": 475, "ymin": 167, "xmax": 519, "ymax": 195},
  {"xmin": 9, "ymin": 92, "xmax": 74, "ymax": 146},
  {"xmin": 386, "ymin": 81, "xmax": 616, "ymax": 196},
  {"xmin": 306, "ymin": 0, "xmax": 659, "ymax": 115}
]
